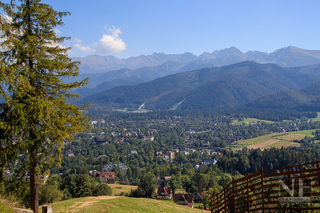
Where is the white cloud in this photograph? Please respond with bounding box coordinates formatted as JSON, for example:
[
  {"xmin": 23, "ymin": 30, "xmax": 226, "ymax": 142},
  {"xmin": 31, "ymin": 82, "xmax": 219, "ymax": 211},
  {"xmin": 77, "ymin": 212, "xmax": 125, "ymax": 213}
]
[
  {"xmin": 71, "ymin": 26, "xmax": 126, "ymax": 55},
  {"xmin": 74, "ymin": 38, "xmax": 82, "ymax": 43},
  {"xmin": 74, "ymin": 43, "xmax": 95, "ymax": 53},
  {"xmin": 96, "ymin": 26, "xmax": 126, "ymax": 53},
  {"xmin": 73, "ymin": 38, "xmax": 95, "ymax": 53}
]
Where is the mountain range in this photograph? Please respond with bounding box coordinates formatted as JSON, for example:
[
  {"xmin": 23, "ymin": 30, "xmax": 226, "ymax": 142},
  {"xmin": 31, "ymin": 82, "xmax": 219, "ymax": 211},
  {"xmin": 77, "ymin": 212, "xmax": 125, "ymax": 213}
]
[
  {"xmin": 70, "ymin": 46, "xmax": 320, "ymax": 97},
  {"xmin": 76, "ymin": 61, "xmax": 320, "ymax": 111},
  {"xmin": 74, "ymin": 46, "xmax": 320, "ymax": 74}
]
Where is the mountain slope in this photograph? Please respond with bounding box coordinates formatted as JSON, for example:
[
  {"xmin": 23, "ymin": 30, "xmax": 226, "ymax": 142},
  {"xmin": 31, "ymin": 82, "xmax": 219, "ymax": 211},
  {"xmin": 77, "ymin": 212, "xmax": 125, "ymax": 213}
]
[
  {"xmin": 78, "ymin": 61, "xmax": 320, "ymax": 110},
  {"xmin": 248, "ymin": 81, "xmax": 320, "ymax": 111},
  {"xmin": 71, "ymin": 46, "xmax": 320, "ymax": 98}
]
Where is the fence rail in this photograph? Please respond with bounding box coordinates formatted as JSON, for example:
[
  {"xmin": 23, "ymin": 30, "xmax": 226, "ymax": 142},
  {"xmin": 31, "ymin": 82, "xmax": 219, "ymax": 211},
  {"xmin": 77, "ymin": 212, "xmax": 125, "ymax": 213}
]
[{"xmin": 210, "ymin": 160, "xmax": 320, "ymax": 212}]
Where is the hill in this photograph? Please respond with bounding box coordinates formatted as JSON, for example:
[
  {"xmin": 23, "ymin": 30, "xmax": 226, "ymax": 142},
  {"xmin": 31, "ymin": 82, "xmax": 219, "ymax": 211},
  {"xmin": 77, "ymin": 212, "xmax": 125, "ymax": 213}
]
[
  {"xmin": 248, "ymin": 80, "xmax": 320, "ymax": 111},
  {"xmin": 78, "ymin": 61, "xmax": 320, "ymax": 110},
  {"xmin": 50, "ymin": 196, "xmax": 205, "ymax": 213}
]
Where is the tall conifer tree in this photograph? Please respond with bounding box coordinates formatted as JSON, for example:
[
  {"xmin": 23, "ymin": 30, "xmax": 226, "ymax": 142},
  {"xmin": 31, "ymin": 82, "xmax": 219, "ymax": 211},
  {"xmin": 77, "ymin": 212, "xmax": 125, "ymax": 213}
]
[{"xmin": 0, "ymin": 1, "xmax": 89, "ymax": 212}]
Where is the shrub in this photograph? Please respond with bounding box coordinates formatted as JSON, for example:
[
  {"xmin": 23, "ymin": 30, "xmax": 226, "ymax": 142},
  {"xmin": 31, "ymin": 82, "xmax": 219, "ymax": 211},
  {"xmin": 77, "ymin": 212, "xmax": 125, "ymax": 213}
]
[{"xmin": 93, "ymin": 183, "xmax": 112, "ymax": 196}]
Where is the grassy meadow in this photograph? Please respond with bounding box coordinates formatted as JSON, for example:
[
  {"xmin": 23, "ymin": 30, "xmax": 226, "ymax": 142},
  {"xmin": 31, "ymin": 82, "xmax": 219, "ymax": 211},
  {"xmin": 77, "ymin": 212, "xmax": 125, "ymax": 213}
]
[
  {"xmin": 311, "ymin": 112, "xmax": 320, "ymax": 122},
  {"xmin": 109, "ymin": 184, "xmax": 138, "ymax": 196},
  {"xmin": 114, "ymin": 109, "xmax": 150, "ymax": 113},
  {"xmin": 229, "ymin": 129, "xmax": 319, "ymax": 151},
  {"xmin": 50, "ymin": 196, "xmax": 206, "ymax": 213},
  {"xmin": 232, "ymin": 118, "xmax": 274, "ymax": 125}
]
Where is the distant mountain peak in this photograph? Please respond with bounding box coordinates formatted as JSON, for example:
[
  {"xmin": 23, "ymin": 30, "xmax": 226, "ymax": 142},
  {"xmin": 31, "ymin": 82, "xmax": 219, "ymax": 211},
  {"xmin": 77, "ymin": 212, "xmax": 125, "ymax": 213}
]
[
  {"xmin": 212, "ymin": 46, "xmax": 243, "ymax": 57},
  {"xmin": 74, "ymin": 46, "xmax": 320, "ymax": 74}
]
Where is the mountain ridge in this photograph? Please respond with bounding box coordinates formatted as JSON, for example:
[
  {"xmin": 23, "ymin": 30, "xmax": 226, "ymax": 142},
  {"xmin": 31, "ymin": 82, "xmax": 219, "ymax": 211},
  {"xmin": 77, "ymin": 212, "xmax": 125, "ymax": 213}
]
[
  {"xmin": 77, "ymin": 61, "xmax": 320, "ymax": 111},
  {"xmin": 74, "ymin": 46, "xmax": 320, "ymax": 74},
  {"xmin": 70, "ymin": 46, "xmax": 320, "ymax": 98}
]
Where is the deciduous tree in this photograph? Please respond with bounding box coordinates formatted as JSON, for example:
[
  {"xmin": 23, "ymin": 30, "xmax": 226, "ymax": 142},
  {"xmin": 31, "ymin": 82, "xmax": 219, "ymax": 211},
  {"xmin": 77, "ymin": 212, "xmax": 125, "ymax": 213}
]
[{"xmin": 138, "ymin": 172, "xmax": 156, "ymax": 198}]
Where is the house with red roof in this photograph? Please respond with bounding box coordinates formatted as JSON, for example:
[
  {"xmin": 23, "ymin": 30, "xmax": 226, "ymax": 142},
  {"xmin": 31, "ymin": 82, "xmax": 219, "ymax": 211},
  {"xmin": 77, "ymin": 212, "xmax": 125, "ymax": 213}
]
[
  {"xmin": 156, "ymin": 186, "xmax": 173, "ymax": 200},
  {"xmin": 174, "ymin": 194, "xmax": 194, "ymax": 208},
  {"xmin": 99, "ymin": 172, "xmax": 116, "ymax": 183}
]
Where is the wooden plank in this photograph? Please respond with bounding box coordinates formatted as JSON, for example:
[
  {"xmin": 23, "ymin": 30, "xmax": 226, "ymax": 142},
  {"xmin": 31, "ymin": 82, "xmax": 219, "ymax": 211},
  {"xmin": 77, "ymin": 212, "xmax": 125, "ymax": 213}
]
[{"xmin": 210, "ymin": 161, "xmax": 320, "ymax": 212}]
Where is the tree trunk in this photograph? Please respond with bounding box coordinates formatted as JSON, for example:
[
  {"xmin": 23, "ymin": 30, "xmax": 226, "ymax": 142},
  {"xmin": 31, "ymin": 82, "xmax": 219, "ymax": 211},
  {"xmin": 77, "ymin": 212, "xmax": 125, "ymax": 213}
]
[{"xmin": 30, "ymin": 151, "xmax": 38, "ymax": 213}]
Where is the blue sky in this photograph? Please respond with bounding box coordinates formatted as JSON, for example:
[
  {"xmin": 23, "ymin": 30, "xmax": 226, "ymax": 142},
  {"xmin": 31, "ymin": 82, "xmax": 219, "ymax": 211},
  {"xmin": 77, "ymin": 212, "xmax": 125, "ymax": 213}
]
[{"xmin": 29, "ymin": 1, "xmax": 320, "ymax": 58}]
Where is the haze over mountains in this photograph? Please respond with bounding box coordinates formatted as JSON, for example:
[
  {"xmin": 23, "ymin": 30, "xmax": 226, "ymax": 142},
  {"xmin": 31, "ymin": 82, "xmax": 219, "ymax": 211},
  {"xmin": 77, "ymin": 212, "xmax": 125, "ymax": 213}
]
[
  {"xmin": 71, "ymin": 46, "xmax": 320, "ymax": 112},
  {"xmin": 77, "ymin": 61, "xmax": 320, "ymax": 111},
  {"xmin": 74, "ymin": 46, "xmax": 320, "ymax": 74},
  {"xmin": 71, "ymin": 46, "xmax": 320, "ymax": 98}
]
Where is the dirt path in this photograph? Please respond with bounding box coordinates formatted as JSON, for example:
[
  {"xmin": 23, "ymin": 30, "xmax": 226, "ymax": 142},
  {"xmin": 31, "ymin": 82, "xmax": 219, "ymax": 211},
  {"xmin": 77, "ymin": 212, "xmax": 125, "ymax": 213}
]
[
  {"xmin": 68, "ymin": 196, "xmax": 118, "ymax": 212},
  {"xmin": 247, "ymin": 139, "xmax": 280, "ymax": 149}
]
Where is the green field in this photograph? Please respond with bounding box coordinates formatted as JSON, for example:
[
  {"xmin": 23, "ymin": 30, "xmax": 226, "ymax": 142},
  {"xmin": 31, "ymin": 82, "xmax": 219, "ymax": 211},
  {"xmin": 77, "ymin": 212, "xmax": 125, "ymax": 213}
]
[
  {"xmin": 114, "ymin": 109, "xmax": 150, "ymax": 113},
  {"xmin": 311, "ymin": 112, "xmax": 320, "ymax": 122},
  {"xmin": 232, "ymin": 118, "xmax": 274, "ymax": 125},
  {"xmin": 289, "ymin": 129, "xmax": 318, "ymax": 135},
  {"xmin": 50, "ymin": 196, "xmax": 205, "ymax": 213},
  {"xmin": 229, "ymin": 129, "xmax": 319, "ymax": 151},
  {"xmin": 109, "ymin": 184, "xmax": 138, "ymax": 196}
]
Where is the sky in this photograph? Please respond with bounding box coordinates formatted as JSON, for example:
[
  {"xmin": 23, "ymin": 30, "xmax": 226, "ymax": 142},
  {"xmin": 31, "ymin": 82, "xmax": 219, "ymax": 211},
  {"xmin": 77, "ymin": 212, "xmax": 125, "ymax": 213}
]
[{"xmin": 5, "ymin": 0, "xmax": 320, "ymax": 58}]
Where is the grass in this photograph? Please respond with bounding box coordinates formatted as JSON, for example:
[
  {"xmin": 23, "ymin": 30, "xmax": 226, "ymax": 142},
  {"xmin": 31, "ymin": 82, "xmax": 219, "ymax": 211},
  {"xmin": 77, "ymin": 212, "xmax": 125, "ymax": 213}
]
[
  {"xmin": 50, "ymin": 196, "xmax": 206, "ymax": 213},
  {"xmin": 232, "ymin": 118, "xmax": 274, "ymax": 125},
  {"xmin": 0, "ymin": 201, "xmax": 16, "ymax": 213},
  {"xmin": 109, "ymin": 184, "xmax": 138, "ymax": 196},
  {"xmin": 230, "ymin": 133, "xmax": 282, "ymax": 150},
  {"xmin": 268, "ymin": 140, "xmax": 301, "ymax": 149},
  {"xmin": 289, "ymin": 129, "xmax": 318, "ymax": 135},
  {"xmin": 114, "ymin": 109, "xmax": 150, "ymax": 113},
  {"xmin": 311, "ymin": 112, "xmax": 320, "ymax": 122},
  {"xmin": 229, "ymin": 129, "xmax": 320, "ymax": 151},
  {"xmin": 0, "ymin": 197, "xmax": 28, "ymax": 213}
]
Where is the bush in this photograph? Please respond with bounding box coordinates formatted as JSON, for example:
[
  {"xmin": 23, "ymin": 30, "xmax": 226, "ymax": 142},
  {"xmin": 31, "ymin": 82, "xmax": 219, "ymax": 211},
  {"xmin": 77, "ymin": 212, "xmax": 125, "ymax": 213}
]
[
  {"xmin": 129, "ymin": 188, "xmax": 144, "ymax": 197},
  {"xmin": 92, "ymin": 183, "xmax": 112, "ymax": 196},
  {"xmin": 62, "ymin": 188, "xmax": 72, "ymax": 200},
  {"xmin": 61, "ymin": 174, "xmax": 93, "ymax": 198},
  {"xmin": 38, "ymin": 184, "xmax": 63, "ymax": 205}
]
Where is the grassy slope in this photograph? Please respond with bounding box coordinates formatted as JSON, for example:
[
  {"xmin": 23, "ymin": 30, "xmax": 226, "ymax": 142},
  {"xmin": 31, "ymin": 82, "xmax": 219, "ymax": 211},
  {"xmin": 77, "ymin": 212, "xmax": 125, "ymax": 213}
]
[
  {"xmin": 232, "ymin": 118, "xmax": 274, "ymax": 125},
  {"xmin": 109, "ymin": 184, "xmax": 138, "ymax": 196},
  {"xmin": 310, "ymin": 112, "xmax": 320, "ymax": 122},
  {"xmin": 50, "ymin": 196, "xmax": 205, "ymax": 213},
  {"xmin": 229, "ymin": 129, "xmax": 319, "ymax": 151}
]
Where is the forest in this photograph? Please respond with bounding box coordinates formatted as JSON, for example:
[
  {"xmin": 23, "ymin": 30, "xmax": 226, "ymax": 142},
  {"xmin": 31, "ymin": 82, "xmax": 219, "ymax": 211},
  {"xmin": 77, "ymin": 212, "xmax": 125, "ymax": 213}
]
[{"xmin": 4, "ymin": 109, "xmax": 317, "ymax": 206}]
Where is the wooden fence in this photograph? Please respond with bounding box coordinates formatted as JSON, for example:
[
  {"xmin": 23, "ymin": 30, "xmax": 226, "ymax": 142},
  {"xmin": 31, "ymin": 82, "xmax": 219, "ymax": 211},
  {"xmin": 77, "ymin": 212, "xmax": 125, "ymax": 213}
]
[{"xmin": 210, "ymin": 160, "xmax": 320, "ymax": 212}]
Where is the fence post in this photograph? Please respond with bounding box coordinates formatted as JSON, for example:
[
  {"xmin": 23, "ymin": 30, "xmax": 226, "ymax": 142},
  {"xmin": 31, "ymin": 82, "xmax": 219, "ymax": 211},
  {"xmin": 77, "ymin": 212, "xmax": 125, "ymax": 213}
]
[
  {"xmin": 232, "ymin": 177, "xmax": 236, "ymax": 212},
  {"xmin": 216, "ymin": 193, "xmax": 219, "ymax": 213},
  {"xmin": 247, "ymin": 172, "xmax": 250, "ymax": 212},
  {"xmin": 211, "ymin": 196, "xmax": 214, "ymax": 213},
  {"xmin": 261, "ymin": 167, "xmax": 264, "ymax": 213},
  {"xmin": 223, "ymin": 186, "xmax": 227, "ymax": 213},
  {"xmin": 287, "ymin": 164, "xmax": 292, "ymax": 213},
  {"xmin": 317, "ymin": 161, "xmax": 320, "ymax": 187}
]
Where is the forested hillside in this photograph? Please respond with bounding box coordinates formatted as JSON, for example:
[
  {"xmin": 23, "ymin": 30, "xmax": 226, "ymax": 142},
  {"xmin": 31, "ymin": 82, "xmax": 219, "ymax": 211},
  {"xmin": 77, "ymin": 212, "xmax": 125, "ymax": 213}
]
[
  {"xmin": 249, "ymin": 80, "xmax": 320, "ymax": 111},
  {"xmin": 78, "ymin": 61, "xmax": 320, "ymax": 111}
]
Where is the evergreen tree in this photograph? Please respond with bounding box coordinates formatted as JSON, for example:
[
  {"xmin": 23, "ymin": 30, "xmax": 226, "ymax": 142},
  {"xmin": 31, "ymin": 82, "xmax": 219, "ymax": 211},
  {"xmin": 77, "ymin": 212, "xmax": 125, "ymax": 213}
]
[{"xmin": 0, "ymin": 1, "xmax": 89, "ymax": 212}]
